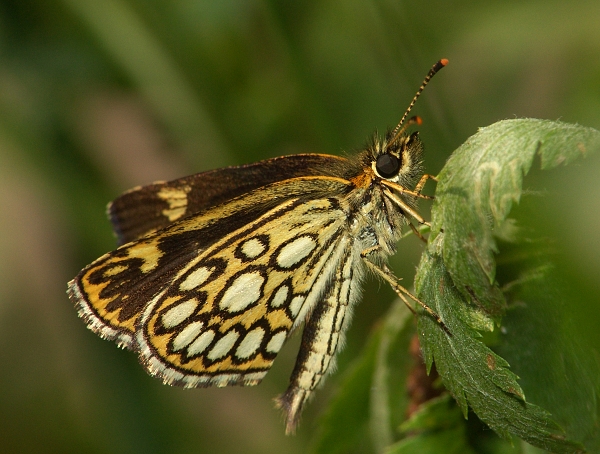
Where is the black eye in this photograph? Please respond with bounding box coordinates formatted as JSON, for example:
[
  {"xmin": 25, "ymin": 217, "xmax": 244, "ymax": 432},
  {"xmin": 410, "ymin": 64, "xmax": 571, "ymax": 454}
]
[{"xmin": 375, "ymin": 153, "xmax": 401, "ymax": 178}]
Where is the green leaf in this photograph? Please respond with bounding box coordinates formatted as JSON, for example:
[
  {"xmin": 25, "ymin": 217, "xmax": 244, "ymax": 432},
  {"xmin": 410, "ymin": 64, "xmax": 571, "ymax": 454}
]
[
  {"xmin": 429, "ymin": 119, "xmax": 600, "ymax": 317},
  {"xmin": 415, "ymin": 119, "xmax": 600, "ymax": 453},
  {"xmin": 387, "ymin": 395, "xmax": 476, "ymax": 454},
  {"xmin": 495, "ymin": 256, "xmax": 600, "ymax": 453}
]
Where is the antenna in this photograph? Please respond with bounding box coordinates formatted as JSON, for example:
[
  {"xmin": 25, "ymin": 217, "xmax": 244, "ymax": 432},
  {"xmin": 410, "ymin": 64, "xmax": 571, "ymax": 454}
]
[{"xmin": 391, "ymin": 59, "xmax": 448, "ymax": 141}]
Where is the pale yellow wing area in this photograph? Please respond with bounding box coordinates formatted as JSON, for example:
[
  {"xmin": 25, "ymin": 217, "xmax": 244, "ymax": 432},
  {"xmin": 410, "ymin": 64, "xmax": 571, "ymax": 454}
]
[
  {"xmin": 68, "ymin": 176, "xmax": 353, "ymax": 386},
  {"xmin": 137, "ymin": 196, "xmax": 349, "ymax": 388}
]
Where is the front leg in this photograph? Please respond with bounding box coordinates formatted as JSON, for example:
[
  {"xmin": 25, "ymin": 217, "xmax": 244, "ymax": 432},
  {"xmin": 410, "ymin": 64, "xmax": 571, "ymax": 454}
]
[
  {"xmin": 360, "ymin": 246, "xmax": 449, "ymax": 334},
  {"xmin": 414, "ymin": 173, "xmax": 438, "ymax": 196}
]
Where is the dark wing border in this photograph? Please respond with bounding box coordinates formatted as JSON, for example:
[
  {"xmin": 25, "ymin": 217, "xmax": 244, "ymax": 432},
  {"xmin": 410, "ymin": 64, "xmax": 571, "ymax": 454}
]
[{"xmin": 109, "ymin": 154, "xmax": 350, "ymax": 244}]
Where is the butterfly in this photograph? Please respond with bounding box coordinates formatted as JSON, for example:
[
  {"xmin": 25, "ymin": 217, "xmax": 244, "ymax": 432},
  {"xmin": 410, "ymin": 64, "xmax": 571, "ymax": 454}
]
[{"xmin": 68, "ymin": 59, "xmax": 448, "ymax": 434}]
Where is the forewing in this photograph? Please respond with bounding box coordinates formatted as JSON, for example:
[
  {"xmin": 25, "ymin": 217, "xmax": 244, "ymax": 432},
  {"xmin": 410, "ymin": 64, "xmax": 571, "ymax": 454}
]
[
  {"xmin": 68, "ymin": 176, "xmax": 353, "ymax": 386},
  {"xmin": 109, "ymin": 154, "xmax": 349, "ymax": 244}
]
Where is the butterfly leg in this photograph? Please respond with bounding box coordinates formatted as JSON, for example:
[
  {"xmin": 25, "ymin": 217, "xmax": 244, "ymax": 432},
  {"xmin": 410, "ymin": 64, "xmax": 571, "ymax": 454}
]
[
  {"xmin": 275, "ymin": 263, "xmax": 353, "ymax": 434},
  {"xmin": 412, "ymin": 174, "xmax": 445, "ymax": 238},
  {"xmin": 408, "ymin": 222, "xmax": 428, "ymax": 243},
  {"xmin": 413, "ymin": 173, "xmax": 438, "ymax": 196},
  {"xmin": 360, "ymin": 247, "xmax": 449, "ymax": 334},
  {"xmin": 381, "ymin": 188, "xmax": 431, "ymax": 229}
]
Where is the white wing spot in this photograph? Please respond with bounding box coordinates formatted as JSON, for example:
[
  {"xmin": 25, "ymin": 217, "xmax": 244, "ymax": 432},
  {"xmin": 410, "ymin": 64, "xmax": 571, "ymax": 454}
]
[
  {"xmin": 207, "ymin": 330, "xmax": 240, "ymax": 360},
  {"xmin": 162, "ymin": 299, "xmax": 198, "ymax": 329},
  {"xmin": 220, "ymin": 272, "xmax": 264, "ymax": 312},
  {"xmin": 266, "ymin": 331, "xmax": 287, "ymax": 353},
  {"xmin": 343, "ymin": 257, "xmax": 353, "ymax": 279},
  {"xmin": 276, "ymin": 235, "xmax": 317, "ymax": 268},
  {"xmin": 270, "ymin": 285, "xmax": 289, "ymax": 308},
  {"xmin": 187, "ymin": 330, "xmax": 215, "ymax": 356},
  {"xmin": 235, "ymin": 327, "xmax": 265, "ymax": 359},
  {"xmin": 240, "ymin": 238, "xmax": 266, "ymax": 259},
  {"xmin": 340, "ymin": 279, "xmax": 351, "ymax": 303},
  {"xmin": 180, "ymin": 266, "xmax": 212, "ymax": 291},
  {"xmin": 335, "ymin": 305, "xmax": 346, "ymax": 331},
  {"xmin": 289, "ymin": 295, "xmax": 304, "ymax": 317},
  {"xmin": 328, "ymin": 333, "xmax": 340, "ymax": 354},
  {"xmin": 172, "ymin": 321, "xmax": 204, "ymax": 351}
]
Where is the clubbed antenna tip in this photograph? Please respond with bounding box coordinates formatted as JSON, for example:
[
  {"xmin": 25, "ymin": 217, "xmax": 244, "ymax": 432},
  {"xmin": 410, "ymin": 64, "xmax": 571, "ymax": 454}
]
[{"xmin": 391, "ymin": 59, "xmax": 449, "ymax": 139}]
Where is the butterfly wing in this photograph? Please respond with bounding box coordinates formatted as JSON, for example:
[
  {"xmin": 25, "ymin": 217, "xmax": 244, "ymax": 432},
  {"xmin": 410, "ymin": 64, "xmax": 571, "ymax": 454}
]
[
  {"xmin": 68, "ymin": 174, "xmax": 354, "ymax": 388},
  {"xmin": 108, "ymin": 154, "xmax": 349, "ymax": 245}
]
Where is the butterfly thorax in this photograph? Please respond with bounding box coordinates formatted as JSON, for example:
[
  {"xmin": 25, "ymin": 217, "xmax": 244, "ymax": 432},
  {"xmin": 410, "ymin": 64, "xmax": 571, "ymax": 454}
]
[{"xmin": 343, "ymin": 131, "xmax": 425, "ymax": 259}]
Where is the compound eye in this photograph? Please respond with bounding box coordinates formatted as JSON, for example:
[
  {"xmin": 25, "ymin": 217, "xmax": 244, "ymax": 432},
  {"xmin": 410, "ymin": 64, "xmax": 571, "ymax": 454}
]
[{"xmin": 375, "ymin": 153, "xmax": 401, "ymax": 178}]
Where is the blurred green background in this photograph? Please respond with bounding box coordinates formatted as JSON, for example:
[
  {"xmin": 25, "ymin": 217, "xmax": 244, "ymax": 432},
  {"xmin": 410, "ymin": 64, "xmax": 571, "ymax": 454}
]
[{"xmin": 0, "ymin": 1, "xmax": 599, "ymax": 453}]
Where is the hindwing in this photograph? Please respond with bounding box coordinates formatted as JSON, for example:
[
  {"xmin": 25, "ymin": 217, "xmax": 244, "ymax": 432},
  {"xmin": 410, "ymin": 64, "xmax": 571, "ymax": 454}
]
[{"xmin": 68, "ymin": 175, "xmax": 354, "ymax": 387}]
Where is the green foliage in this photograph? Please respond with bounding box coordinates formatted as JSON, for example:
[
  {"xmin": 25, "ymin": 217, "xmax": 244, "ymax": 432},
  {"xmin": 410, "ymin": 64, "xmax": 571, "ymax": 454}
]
[
  {"xmin": 389, "ymin": 395, "xmax": 476, "ymax": 454},
  {"xmin": 416, "ymin": 120, "xmax": 600, "ymax": 453}
]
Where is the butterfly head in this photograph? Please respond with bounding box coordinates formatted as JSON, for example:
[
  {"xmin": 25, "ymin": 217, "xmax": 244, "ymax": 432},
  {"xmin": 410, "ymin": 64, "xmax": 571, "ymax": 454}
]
[
  {"xmin": 370, "ymin": 117, "xmax": 424, "ymax": 187},
  {"xmin": 369, "ymin": 58, "xmax": 447, "ymax": 186}
]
